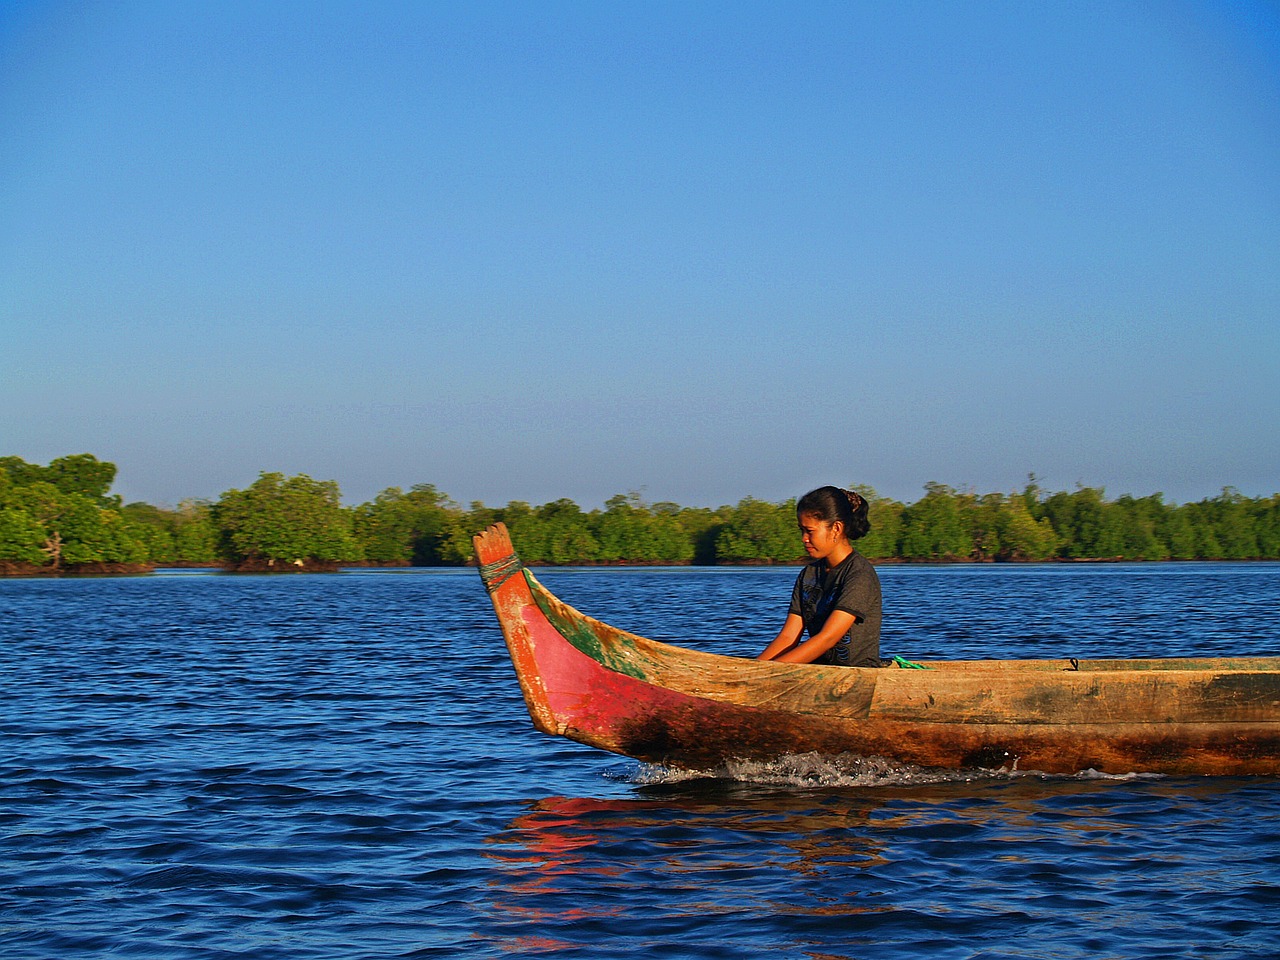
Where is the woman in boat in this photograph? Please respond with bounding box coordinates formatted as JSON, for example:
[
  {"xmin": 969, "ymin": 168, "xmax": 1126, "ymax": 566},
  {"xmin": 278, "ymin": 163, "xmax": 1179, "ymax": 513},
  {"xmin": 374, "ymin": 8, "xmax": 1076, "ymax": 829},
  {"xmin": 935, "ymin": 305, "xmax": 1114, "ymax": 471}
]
[{"xmin": 756, "ymin": 486, "xmax": 882, "ymax": 667}]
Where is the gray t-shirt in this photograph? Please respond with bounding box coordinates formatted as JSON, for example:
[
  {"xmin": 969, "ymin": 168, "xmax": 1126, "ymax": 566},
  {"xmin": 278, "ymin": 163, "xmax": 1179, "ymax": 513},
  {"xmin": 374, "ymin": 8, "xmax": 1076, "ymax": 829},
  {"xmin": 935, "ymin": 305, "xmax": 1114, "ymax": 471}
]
[{"xmin": 788, "ymin": 551, "xmax": 882, "ymax": 666}]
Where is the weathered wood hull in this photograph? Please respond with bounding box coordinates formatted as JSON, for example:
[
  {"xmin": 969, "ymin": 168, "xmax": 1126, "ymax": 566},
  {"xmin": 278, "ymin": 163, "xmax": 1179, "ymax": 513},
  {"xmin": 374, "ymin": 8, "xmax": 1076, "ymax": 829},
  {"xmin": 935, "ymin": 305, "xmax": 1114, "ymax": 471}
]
[{"xmin": 474, "ymin": 523, "xmax": 1280, "ymax": 776}]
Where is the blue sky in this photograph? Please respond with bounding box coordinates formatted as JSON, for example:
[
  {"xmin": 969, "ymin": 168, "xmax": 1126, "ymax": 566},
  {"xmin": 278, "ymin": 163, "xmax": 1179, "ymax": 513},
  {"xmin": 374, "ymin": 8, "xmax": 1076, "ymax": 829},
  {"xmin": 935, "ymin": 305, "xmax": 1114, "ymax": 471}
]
[{"xmin": 3, "ymin": 1, "xmax": 1277, "ymax": 509}]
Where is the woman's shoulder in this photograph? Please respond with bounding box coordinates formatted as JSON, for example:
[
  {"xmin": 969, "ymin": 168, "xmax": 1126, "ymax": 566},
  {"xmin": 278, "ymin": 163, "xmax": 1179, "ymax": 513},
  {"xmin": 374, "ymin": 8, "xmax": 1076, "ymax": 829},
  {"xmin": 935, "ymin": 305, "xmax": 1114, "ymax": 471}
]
[
  {"xmin": 795, "ymin": 558, "xmax": 824, "ymax": 580},
  {"xmin": 836, "ymin": 549, "xmax": 877, "ymax": 577}
]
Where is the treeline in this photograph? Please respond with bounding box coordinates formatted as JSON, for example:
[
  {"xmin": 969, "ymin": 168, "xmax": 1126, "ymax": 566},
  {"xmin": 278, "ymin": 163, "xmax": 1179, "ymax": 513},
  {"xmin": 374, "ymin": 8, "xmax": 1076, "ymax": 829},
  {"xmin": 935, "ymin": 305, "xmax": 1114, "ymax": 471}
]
[{"xmin": 1, "ymin": 454, "xmax": 1278, "ymax": 575}]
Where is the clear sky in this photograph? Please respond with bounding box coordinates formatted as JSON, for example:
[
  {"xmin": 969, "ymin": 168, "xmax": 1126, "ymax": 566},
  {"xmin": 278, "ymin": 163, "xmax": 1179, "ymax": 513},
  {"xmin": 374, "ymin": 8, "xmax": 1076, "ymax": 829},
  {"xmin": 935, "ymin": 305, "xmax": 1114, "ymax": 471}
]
[{"xmin": 3, "ymin": 1, "xmax": 1278, "ymax": 510}]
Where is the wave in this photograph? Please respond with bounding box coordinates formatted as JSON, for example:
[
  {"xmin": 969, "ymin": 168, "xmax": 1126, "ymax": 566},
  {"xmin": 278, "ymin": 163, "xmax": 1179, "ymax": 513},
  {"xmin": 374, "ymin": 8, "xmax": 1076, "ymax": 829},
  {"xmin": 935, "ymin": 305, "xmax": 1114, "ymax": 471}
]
[{"xmin": 628, "ymin": 751, "xmax": 1167, "ymax": 789}]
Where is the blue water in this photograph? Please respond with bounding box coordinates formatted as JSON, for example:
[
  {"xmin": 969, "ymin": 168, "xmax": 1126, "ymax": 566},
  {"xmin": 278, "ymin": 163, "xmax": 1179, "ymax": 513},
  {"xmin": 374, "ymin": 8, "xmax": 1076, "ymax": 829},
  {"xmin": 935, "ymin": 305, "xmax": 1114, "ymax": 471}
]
[{"xmin": 2, "ymin": 563, "xmax": 1279, "ymax": 959}]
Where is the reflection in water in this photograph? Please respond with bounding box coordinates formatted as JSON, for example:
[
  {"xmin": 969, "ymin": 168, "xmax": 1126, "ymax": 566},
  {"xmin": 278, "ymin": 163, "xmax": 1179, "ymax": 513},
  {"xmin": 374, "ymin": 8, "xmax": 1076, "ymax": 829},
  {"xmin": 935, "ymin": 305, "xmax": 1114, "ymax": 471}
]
[
  {"xmin": 474, "ymin": 767, "xmax": 1280, "ymax": 958},
  {"xmin": 478, "ymin": 778, "xmax": 891, "ymax": 955}
]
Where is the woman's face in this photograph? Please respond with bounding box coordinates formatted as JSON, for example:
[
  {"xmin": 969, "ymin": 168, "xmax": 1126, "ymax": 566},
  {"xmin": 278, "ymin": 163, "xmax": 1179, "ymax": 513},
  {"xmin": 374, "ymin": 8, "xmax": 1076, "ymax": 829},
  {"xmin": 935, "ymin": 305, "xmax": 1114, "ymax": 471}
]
[{"xmin": 798, "ymin": 513, "xmax": 843, "ymax": 561}]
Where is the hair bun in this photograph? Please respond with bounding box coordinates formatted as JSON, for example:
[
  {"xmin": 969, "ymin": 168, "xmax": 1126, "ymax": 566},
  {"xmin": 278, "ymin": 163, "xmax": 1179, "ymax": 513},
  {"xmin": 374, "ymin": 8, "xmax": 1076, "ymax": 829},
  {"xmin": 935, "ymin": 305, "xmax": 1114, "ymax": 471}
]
[{"xmin": 797, "ymin": 485, "xmax": 872, "ymax": 541}]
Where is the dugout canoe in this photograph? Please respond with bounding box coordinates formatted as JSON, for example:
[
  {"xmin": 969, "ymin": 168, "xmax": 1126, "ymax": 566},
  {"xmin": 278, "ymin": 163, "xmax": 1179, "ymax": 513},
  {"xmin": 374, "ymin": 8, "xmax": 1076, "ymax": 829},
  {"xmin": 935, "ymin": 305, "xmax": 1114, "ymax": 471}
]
[{"xmin": 474, "ymin": 523, "xmax": 1280, "ymax": 776}]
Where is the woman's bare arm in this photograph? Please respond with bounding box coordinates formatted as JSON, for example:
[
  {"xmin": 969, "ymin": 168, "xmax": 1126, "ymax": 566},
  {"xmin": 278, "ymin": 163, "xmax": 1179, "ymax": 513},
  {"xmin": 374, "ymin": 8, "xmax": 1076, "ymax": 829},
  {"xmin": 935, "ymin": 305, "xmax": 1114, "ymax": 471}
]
[
  {"xmin": 756, "ymin": 613, "xmax": 805, "ymax": 661},
  {"xmin": 764, "ymin": 610, "xmax": 858, "ymax": 664}
]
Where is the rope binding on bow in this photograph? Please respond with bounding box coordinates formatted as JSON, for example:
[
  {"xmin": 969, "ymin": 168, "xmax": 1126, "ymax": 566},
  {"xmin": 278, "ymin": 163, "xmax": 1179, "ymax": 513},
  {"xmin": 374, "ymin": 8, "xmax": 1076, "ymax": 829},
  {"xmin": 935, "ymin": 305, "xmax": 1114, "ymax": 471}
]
[{"xmin": 479, "ymin": 552, "xmax": 524, "ymax": 594}]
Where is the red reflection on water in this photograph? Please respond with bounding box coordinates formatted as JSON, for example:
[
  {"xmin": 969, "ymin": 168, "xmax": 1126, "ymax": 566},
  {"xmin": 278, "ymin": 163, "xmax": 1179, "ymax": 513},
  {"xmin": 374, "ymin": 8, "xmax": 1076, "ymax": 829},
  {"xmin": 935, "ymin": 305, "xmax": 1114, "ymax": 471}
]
[{"xmin": 476, "ymin": 790, "xmax": 892, "ymax": 954}]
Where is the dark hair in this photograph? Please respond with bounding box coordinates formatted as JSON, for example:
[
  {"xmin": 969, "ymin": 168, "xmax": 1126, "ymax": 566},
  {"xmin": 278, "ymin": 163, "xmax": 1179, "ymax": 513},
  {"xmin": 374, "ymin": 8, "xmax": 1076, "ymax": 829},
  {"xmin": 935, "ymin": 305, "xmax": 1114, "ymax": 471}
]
[{"xmin": 796, "ymin": 485, "xmax": 871, "ymax": 541}]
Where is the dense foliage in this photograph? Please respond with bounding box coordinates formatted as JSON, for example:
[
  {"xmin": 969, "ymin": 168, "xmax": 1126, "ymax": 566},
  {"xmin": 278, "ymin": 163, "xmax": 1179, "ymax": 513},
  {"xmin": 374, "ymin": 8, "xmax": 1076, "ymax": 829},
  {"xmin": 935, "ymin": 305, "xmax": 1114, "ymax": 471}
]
[
  {"xmin": 0, "ymin": 454, "xmax": 148, "ymax": 570},
  {"xmin": 213, "ymin": 473, "xmax": 360, "ymax": 569},
  {"xmin": 1, "ymin": 455, "xmax": 1278, "ymax": 573}
]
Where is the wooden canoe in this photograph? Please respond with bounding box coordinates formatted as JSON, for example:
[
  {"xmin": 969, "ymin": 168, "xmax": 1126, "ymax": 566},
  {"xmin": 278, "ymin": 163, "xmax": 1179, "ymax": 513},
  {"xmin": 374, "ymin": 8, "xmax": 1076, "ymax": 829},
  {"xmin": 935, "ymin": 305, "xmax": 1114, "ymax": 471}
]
[{"xmin": 474, "ymin": 523, "xmax": 1280, "ymax": 776}]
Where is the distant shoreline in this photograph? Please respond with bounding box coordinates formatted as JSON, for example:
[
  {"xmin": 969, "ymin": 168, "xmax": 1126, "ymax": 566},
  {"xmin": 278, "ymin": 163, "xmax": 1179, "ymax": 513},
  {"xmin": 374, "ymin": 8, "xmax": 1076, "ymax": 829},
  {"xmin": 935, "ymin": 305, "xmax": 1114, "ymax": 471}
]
[{"xmin": 4, "ymin": 555, "xmax": 1274, "ymax": 578}]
